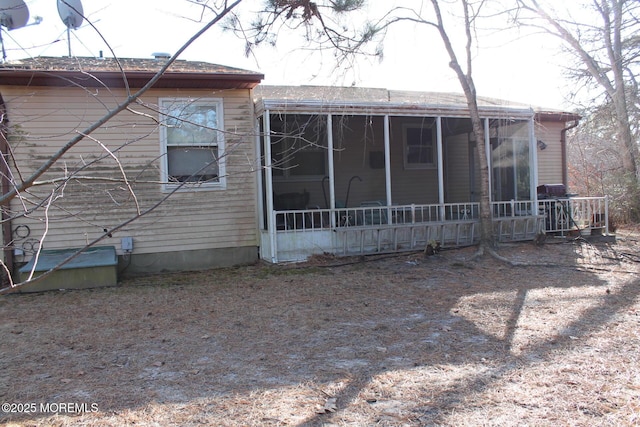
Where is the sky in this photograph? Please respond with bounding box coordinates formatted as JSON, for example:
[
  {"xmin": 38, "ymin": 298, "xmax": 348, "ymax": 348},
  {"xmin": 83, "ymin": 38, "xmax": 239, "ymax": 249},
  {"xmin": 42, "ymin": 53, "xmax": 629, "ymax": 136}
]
[{"xmin": 1, "ymin": 0, "xmax": 571, "ymax": 110}]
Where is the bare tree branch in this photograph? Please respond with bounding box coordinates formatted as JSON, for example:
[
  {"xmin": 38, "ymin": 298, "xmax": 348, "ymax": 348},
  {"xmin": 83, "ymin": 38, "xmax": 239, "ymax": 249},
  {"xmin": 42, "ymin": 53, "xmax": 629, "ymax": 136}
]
[
  {"xmin": 0, "ymin": 0, "xmax": 243, "ymax": 207},
  {"xmin": 82, "ymin": 132, "xmax": 141, "ymax": 215}
]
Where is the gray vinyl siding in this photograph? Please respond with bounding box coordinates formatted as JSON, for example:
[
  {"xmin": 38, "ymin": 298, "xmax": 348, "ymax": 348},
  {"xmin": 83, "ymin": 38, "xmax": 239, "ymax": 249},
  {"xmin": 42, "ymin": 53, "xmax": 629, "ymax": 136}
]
[
  {"xmin": 388, "ymin": 117, "xmax": 439, "ymax": 205},
  {"xmin": 445, "ymin": 133, "xmax": 472, "ymax": 203},
  {"xmin": 3, "ymin": 86, "xmax": 258, "ymax": 258}
]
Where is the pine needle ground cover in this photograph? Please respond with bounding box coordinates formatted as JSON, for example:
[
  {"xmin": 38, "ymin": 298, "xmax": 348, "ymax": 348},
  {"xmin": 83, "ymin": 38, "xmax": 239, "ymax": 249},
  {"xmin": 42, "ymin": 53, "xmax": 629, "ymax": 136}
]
[{"xmin": 1, "ymin": 229, "xmax": 639, "ymax": 426}]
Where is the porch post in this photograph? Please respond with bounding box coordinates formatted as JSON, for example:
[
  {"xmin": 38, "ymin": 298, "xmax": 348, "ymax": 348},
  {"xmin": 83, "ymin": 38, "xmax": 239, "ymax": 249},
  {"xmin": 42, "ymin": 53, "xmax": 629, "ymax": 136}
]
[
  {"xmin": 384, "ymin": 115, "xmax": 392, "ymax": 224},
  {"xmin": 528, "ymin": 114, "xmax": 538, "ymax": 205},
  {"xmin": 436, "ymin": 116, "xmax": 445, "ymax": 219},
  {"xmin": 263, "ymin": 111, "xmax": 277, "ymax": 263},
  {"xmin": 327, "ymin": 114, "xmax": 336, "ymax": 228},
  {"xmin": 255, "ymin": 119, "xmax": 264, "ymax": 230},
  {"xmin": 605, "ymin": 195, "xmax": 609, "ymax": 235},
  {"xmin": 512, "ymin": 138, "xmax": 518, "ymax": 202},
  {"xmin": 484, "ymin": 118, "xmax": 492, "ymax": 206}
]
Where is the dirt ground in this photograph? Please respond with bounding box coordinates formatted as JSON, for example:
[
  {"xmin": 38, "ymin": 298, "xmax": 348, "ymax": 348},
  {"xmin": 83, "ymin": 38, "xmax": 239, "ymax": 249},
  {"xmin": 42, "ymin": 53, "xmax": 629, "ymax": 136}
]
[{"xmin": 1, "ymin": 228, "xmax": 639, "ymax": 427}]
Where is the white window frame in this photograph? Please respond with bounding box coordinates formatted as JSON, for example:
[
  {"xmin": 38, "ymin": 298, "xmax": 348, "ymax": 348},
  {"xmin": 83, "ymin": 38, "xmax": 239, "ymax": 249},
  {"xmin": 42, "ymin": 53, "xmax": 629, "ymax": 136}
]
[
  {"xmin": 403, "ymin": 123, "xmax": 436, "ymax": 170},
  {"xmin": 159, "ymin": 97, "xmax": 226, "ymax": 191}
]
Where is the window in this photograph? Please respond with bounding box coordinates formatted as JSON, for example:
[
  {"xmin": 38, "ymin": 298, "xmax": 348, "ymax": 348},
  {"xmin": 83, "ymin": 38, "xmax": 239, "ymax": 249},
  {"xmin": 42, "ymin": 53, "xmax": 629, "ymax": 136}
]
[
  {"xmin": 160, "ymin": 98, "xmax": 225, "ymax": 190},
  {"xmin": 403, "ymin": 124, "xmax": 436, "ymax": 169}
]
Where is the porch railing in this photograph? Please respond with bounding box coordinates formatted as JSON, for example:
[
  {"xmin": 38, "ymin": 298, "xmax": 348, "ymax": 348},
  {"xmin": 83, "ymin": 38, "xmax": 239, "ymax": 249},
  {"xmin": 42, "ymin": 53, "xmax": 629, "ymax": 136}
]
[
  {"xmin": 274, "ymin": 202, "xmax": 480, "ymax": 231},
  {"xmin": 274, "ymin": 196, "xmax": 608, "ymax": 235},
  {"xmin": 538, "ymin": 196, "xmax": 609, "ymax": 236}
]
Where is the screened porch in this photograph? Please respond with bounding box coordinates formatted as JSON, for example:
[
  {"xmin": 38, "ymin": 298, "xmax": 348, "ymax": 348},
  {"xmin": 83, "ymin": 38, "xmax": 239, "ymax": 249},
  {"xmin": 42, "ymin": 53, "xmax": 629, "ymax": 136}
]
[{"xmin": 254, "ymin": 87, "xmax": 607, "ymax": 263}]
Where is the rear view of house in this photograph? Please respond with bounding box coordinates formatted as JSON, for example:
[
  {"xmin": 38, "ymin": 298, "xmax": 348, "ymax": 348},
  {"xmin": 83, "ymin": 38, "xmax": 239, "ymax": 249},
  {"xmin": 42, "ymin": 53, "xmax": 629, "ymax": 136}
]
[{"xmin": 0, "ymin": 57, "xmax": 608, "ymax": 291}]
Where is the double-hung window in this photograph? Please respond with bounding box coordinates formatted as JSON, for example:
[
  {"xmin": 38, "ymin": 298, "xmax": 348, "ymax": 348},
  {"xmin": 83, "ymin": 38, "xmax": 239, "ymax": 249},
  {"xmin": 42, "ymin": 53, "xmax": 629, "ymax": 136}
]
[{"xmin": 160, "ymin": 98, "xmax": 225, "ymax": 190}]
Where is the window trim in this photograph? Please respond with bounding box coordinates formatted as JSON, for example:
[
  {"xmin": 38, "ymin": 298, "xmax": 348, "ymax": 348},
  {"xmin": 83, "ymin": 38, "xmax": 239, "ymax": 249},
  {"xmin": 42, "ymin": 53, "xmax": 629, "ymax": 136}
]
[
  {"xmin": 402, "ymin": 123, "xmax": 436, "ymax": 170},
  {"xmin": 159, "ymin": 97, "xmax": 226, "ymax": 191}
]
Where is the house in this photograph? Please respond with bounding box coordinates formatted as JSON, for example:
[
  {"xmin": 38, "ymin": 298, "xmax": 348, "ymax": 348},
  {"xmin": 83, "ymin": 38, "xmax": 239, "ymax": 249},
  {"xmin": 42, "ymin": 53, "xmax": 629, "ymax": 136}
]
[
  {"xmin": 0, "ymin": 56, "xmax": 608, "ymax": 287},
  {"xmin": 0, "ymin": 56, "xmax": 264, "ymax": 286}
]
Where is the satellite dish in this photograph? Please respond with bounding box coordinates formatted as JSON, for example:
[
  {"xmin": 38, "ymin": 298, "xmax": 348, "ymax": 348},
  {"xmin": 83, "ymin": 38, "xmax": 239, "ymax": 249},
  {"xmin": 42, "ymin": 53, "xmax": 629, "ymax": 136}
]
[
  {"xmin": 0, "ymin": 0, "xmax": 30, "ymax": 31},
  {"xmin": 0, "ymin": 0, "xmax": 29, "ymax": 61},
  {"xmin": 57, "ymin": 0, "xmax": 83, "ymax": 29},
  {"xmin": 57, "ymin": 0, "xmax": 83, "ymax": 57}
]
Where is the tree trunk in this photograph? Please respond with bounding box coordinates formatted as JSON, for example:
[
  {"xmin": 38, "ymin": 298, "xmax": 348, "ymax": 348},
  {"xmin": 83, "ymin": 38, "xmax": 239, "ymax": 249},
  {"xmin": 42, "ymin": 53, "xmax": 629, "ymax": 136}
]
[
  {"xmin": 431, "ymin": 0, "xmax": 495, "ymax": 248},
  {"xmin": 470, "ymin": 109, "xmax": 494, "ymax": 248}
]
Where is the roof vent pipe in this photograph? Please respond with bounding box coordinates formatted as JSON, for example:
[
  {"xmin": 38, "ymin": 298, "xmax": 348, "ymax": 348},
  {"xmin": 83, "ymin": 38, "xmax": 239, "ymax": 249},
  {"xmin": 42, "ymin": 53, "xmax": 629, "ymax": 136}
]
[{"xmin": 152, "ymin": 52, "xmax": 171, "ymax": 60}]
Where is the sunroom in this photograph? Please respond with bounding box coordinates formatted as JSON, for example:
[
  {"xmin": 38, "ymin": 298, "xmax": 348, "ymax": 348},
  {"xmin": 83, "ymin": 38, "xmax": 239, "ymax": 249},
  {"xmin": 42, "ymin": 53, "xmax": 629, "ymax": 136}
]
[{"xmin": 254, "ymin": 86, "xmax": 606, "ymax": 263}]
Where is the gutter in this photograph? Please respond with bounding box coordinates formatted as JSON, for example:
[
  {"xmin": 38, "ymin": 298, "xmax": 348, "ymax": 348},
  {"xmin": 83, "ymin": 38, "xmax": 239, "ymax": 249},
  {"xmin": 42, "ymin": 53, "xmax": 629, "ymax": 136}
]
[
  {"xmin": 0, "ymin": 70, "xmax": 264, "ymax": 89},
  {"xmin": 0, "ymin": 93, "xmax": 13, "ymax": 280},
  {"xmin": 257, "ymin": 99, "xmax": 535, "ymax": 119}
]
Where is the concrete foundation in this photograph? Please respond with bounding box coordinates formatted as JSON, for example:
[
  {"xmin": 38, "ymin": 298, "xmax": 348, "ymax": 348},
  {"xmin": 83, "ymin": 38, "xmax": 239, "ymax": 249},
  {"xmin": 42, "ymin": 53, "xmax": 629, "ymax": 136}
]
[
  {"xmin": 118, "ymin": 245, "xmax": 259, "ymax": 277},
  {"xmin": 15, "ymin": 245, "xmax": 258, "ymax": 292}
]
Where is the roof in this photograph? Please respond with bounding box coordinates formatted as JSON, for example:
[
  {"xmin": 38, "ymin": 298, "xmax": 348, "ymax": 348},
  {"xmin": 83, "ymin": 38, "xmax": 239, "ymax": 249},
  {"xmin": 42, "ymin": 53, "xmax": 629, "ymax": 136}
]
[
  {"xmin": 0, "ymin": 56, "xmax": 264, "ymax": 89},
  {"xmin": 254, "ymin": 85, "xmax": 580, "ymax": 121}
]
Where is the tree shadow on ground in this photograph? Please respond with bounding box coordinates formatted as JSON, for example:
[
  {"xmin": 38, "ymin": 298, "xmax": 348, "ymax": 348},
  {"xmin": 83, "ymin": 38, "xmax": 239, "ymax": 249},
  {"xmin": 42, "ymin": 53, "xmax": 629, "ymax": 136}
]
[
  {"xmin": 0, "ymin": 238, "xmax": 638, "ymax": 426},
  {"xmin": 297, "ymin": 239, "xmax": 640, "ymax": 425}
]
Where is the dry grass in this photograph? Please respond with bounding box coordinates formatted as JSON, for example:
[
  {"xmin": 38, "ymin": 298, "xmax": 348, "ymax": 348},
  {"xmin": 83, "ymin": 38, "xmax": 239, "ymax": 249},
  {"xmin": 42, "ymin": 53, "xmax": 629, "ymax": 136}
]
[{"xmin": 1, "ymin": 228, "xmax": 639, "ymax": 426}]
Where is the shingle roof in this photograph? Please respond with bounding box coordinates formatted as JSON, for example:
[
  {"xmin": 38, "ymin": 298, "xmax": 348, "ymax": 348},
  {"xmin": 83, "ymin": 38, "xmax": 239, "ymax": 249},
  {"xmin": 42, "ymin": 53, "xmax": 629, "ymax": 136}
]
[
  {"xmin": 254, "ymin": 85, "xmax": 579, "ymax": 121},
  {"xmin": 1, "ymin": 56, "xmax": 259, "ymax": 74},
  {"xmin": 256, "ymin": 84, "xmax": 531, "ymax": 107},
  {"xmin": 255, "ymin": 85, "xmax": 531, "ymax": 117},
  {"xmin": 0, "ymin": 56, "xmax": 264, "ymax": 89}
]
